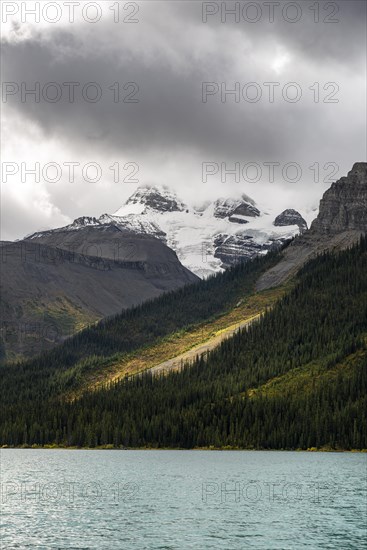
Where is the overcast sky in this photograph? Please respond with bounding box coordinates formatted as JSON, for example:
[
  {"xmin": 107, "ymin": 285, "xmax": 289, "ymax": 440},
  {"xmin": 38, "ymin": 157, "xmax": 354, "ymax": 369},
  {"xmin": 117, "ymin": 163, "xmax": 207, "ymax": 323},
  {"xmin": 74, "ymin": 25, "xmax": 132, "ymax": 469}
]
[{"xmin": 1, "ymin": 0, "xmax": 366, "ymax": 240}]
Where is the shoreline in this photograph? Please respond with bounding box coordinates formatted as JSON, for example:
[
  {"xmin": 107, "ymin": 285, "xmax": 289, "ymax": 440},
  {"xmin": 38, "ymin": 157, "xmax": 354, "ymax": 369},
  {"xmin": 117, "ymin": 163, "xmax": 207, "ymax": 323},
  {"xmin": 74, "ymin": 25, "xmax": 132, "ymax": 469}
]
[{"xmin": 1, "ymin": 445, "xmax": 366, "ymax": 453}]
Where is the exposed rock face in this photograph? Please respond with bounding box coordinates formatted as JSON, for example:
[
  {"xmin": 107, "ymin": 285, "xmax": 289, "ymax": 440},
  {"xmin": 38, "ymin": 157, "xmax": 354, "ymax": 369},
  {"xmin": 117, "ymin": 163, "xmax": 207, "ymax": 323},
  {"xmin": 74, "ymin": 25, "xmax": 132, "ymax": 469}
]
[
  {"xmin": 214, "ymin": 231, "xmax": 292, "ymax": 268},
  {"xmin": 274, "ymin": 209, "xmax": 308, "ymax": 233},
  {"xmin": 214, "ymin": 234, "xmax": 264, "ymax": 267},
  {"xmin": 311, "ymin": 162, "xmax": 367, "ymax": 233},
  {"xmin": 126, "ymin": 186, "xmax": 186, "ymax": 212},
  {"xmin": 70, "ymin": 216, "xmax": 99, "ymax": 228},
  {"xmin": 231, "ymin": 202, "xmax": 260, "ymax": 218},
  {"xmin": 228, "ymin": 215, "xmax": 249, "ymax": 225},
  {"xmin": 257, "ymin": 162, "xmax": 367, "ymax": 291},
  {"xmin": 213, "ymin": 196, "xmax": 260, "ymax": 219}
]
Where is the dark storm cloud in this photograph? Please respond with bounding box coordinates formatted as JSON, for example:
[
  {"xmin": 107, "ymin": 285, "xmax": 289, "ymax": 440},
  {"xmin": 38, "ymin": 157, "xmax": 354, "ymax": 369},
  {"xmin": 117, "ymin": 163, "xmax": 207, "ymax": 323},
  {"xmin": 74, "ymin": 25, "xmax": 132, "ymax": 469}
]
[
  {"xmin": 1, "ymin": 0, "xmax": 366, "ymax": 241},
  {"xmin": 2, "ymin": 34, "xmax": 306, "ymax": 159},
  {"xmin": 2, "ymin": 1, "xmax": 366, "ymax": 162},
  {"xmin": 182, "ymin": 0, "xmax": 366, "ymax": 64}
]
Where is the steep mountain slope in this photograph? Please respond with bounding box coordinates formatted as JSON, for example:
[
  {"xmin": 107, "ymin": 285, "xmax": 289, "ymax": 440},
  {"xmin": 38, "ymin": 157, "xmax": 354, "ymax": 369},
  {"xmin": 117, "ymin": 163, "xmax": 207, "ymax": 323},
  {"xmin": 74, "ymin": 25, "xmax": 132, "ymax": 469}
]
[
  {"xmin": 0, "ymin": 228, "xmax": 197, "ymax": 361},
  {"xmin": 0, "ymin": 249, "xmax": 282, "ymax": 401},
  {"xmin": 1, "ymin": 237, "xmax": 366, "ymax": 449},
  {"xmin": 2, "ymin": 164, "xmax": 366, "ymax": 449},
  {"xmin": 29, "ymin": 186, "xmax": 306, "ymax": 278},
  {"xmin": 2, "ymin": 163, "xmax": 364, "ymax": 364},
  {"xmin": 257, "ymin": 162, "xmax": 367, "ymax": 290},
  {"xmin": 1, "ymin": 181, "xmax": 308, "ymax": 361}
]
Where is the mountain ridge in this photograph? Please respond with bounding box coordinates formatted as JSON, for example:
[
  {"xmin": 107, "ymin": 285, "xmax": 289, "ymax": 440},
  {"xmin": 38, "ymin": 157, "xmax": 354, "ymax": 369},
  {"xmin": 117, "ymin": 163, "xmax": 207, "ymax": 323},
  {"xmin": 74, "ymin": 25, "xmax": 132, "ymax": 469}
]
[
  {"xmin": 257, "ymin": 162, "xmax": 367, "ymax": 290},
  {"xmin": 0, "ymin": 228, "xmax": 198, "ymax": 362},
  {"xmin": 29, "ymin": 186, "xmax": 307, "ymax": 278}
]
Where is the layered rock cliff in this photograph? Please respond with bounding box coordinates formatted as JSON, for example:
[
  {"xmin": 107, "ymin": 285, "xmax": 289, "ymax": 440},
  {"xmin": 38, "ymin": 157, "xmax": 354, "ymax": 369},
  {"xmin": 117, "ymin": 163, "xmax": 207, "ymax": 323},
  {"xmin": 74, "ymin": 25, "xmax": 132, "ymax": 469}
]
[
  {"xmin": 257, "ymin": 162, "xmax": 367, "ymax": 290},
  {"xmin": 311, "ymin": 162, "xmax": 367, "ymax": 234}
]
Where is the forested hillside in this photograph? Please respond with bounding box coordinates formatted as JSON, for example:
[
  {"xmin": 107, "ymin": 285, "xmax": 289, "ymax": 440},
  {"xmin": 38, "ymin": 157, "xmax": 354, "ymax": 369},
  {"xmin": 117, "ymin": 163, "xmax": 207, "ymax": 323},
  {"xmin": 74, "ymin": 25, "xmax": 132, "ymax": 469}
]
[
  {"xmin": 1, "ymin": 238, "xmax": 366, "ymax": 449},
  {"xmin": 0, "ymin": 248, "xmax": 280, "ymax": 407}
]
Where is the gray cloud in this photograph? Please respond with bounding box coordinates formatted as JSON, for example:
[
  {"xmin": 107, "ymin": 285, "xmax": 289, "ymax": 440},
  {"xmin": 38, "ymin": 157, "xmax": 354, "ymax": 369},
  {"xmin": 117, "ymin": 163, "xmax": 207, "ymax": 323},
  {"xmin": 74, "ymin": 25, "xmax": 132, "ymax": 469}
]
[{"xmin": 1, "ymin": 1, "xmax": 366, "ymax": 240}]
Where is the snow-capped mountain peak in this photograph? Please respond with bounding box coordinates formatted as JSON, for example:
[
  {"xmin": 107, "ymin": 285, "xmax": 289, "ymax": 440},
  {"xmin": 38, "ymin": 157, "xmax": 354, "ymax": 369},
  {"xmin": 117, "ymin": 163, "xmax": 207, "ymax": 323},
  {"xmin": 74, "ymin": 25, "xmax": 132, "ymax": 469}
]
[
  {"xmin": 213, "ymin": 195, "xmax": 260, "ymax": 220},
  {"xmin": 69, "ymin": 216, "xmax": 100, "ymax": 229},
  {"xmin": 115, "ymin": 185, "xmax": 187, "ymax": 216},
  {"xmin": 109, "ymin": 186, "xmax": 303, "ymax": 277},
  {"xmin": 27, "ymin": 185, "xmax": 309, "ymax": 278}
]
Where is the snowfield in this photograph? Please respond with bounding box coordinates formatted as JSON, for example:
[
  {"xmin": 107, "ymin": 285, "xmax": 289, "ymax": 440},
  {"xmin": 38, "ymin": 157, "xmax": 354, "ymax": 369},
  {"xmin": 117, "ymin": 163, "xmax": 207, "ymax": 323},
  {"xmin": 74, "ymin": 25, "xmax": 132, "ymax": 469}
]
[{"xmin": 29, "ymin": 185, "xmax": 311, "ymax": 278}]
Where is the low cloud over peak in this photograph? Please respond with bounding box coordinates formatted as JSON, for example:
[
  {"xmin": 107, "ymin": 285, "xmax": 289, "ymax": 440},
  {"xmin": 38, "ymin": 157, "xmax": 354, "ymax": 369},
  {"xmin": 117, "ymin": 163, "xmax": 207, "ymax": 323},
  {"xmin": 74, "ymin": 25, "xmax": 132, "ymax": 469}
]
[{"xmin": 1, "ymin": 1, "xmax": 366, "ymax": 240}]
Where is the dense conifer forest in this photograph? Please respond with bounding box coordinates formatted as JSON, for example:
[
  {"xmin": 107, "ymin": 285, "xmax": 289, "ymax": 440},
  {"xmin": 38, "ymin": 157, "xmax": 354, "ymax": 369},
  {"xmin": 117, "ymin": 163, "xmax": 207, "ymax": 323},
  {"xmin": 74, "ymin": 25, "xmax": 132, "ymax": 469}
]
[
  {"xmin": 1, "ymin": 238, "xmax": 366, "ymax": 449},
  {"xmin": 0, "ymin": 249, "xmax": 279, "ymax": 402}
]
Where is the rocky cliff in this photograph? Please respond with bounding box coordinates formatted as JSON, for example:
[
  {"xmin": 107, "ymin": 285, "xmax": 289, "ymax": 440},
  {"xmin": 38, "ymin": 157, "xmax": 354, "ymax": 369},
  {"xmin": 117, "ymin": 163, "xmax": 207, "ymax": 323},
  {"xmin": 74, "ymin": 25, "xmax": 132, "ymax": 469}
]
[
  {"xmin": 311, "ymin": 162, "xmax": 367, "ymax": 233},
  {"xmin": 274, "ymin": 209, "xmax": 308, "ymax": 233},
  {"xmin": 257, "ymin": 162, "xmax": 367, "ymax": 290}
]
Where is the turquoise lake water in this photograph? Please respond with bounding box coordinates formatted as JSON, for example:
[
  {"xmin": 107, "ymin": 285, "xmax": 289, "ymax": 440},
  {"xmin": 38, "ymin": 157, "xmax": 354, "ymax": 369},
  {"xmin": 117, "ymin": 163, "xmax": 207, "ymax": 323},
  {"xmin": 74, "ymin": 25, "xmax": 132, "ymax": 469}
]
[{"xmin": 1, "ymin": 450, "xmax": 366, "ymax": 549}]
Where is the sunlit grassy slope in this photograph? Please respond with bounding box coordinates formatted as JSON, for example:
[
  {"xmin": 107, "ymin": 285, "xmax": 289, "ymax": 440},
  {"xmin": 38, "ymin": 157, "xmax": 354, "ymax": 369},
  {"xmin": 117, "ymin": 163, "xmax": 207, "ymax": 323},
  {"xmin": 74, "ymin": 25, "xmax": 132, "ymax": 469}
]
[{"xmin": 67, "ymin": 285, "xmax": 287, "ymax": 399}]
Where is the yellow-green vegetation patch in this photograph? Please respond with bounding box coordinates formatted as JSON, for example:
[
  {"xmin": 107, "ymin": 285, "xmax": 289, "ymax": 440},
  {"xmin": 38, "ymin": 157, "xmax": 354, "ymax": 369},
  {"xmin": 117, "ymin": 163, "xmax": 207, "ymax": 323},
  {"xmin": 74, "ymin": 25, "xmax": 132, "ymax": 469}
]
[
  {"xmin": 245, "ymin": 346, "xmax": 367, "ymax": 400},
  {"xmin": 66, "ymin": 285, "xmax": 288, "ymax": 401},
  {"xmin": 25, "ymin": 296, "xmax": 98, "ymax": 337}
]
